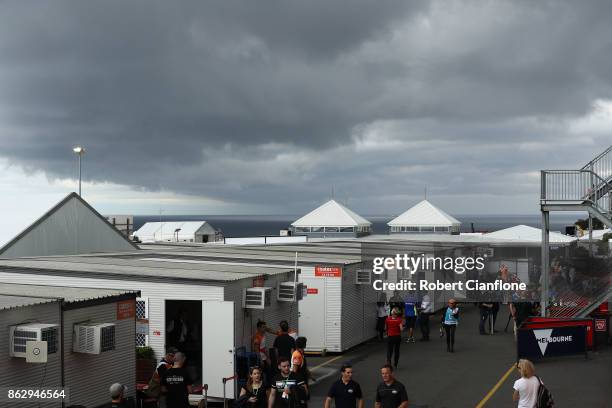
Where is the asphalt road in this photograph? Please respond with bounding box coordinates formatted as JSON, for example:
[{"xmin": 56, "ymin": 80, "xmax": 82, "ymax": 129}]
[{"xmin": 306, "ymin": 305, "xmax": 612, "ymax": 408}]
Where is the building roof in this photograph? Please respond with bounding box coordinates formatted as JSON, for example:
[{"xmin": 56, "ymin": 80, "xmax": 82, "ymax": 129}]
[
  {"xmin": 133, "ymin": 221, "xmax": 214, "ymax": 242},
  {"xmin": 0, "ymin": 294, "xmax": 58, "ymax": 311},
  {"xmin": 0, "ymin": 193, "xmax": 139, "ymax": 259},
  {"xmin": 387, "ymin": 200, "xmax": 461, "ymax": 227},
  {"xmin": 0, "ymin": 283, "xmax": 138, "ymax": 311},
  {"xmin": 291, "ymin": 200, "xmax": 371, "ymax": 228},
  {"xmin": 484, "ymin": 225, "xmax": 577, "ymax": 244},
  {"xmin": 0, "ymin": 255, "xmax": 295, "ymax": 284}
]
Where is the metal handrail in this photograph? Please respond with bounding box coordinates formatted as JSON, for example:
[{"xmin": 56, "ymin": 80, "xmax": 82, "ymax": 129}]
[
  {"xmin": 541, "ymin": 169, "xmax": 611, "ymax": 214},
  {"xmin": 581, "ymin": 145, "xmax": 612, "ymax": 180}
]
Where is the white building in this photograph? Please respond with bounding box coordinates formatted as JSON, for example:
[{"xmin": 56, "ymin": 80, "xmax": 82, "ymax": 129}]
[
  {"xmin": 291, "ymin": 200, "xmax": 372, "ymax": 238},
  {"xmin": 388, "ymin": 200, "xmax": 461, "ymax": 234},
  {"xmin": 0, "ymin": 255, "xmax": 297, "ymax": 401},
  {"xmin": 0, "ymin": 283, "xmax": 138, "ymax": 408},
  {"xmin": 133, "ymin": 221, "xmax": 218, "ymax": 243}
]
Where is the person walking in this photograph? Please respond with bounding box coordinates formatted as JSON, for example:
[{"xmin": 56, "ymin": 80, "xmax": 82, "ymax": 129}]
[
  {"xmin": 324, "ymin": 363, "xmax": 364, "ymax": 408},
  {"xmin": 376, "ymin": 302, "xmax": 388, "ymax": 340},
  {"xmin": 479, "ymin": 302, "xmax": 493, "ymax": 335},
  {"xmin": 239, "ymin": 366, "xmax": 270, "ymax": 408},
  {"xmin": 385, "ymin": 308, "xmax": 404, "ymax": 368},
  {"xmin": 441, "ymin": 299, "xmax": 459, "ymax": 352},
  {"xmin": 268, "ymin": 357, "xmax": 307, "ymax": 408},
  {"xmin": 374, "ymin": 364, "xmax": 409, "ymax": 408},
  {"xmin": 418, "ymin": 294, "xmax": 432, "ymax": 341},
  {"xmin": 512, "ymin": 359, "xmax": 539, "ymax": 408},
  {"xmin": 403, "ymin": 293, "xmax": 418, "ymax": 343},
  {"xmin": 161, "ymin": 352, "xmax": 193, "ymax": 408}
]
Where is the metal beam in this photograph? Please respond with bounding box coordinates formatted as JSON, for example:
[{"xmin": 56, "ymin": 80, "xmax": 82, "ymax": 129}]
[{"xmin": 541, "ymin": 210, "xmax": 549, "ymax": 317}]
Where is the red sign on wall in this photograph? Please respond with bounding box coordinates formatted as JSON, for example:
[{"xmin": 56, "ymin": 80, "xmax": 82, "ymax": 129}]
[
  {"xmin": 307, "ymin": 288, "xmax": 319, "ymax": 294},
  {"xmin": 315, "ymin": 266, "xmax": 342, "ymax": 277},
  {"xmin": 595, "ymin": 319, "xmax": 607, "ymax": 332},
  {"xmin": 253, "ymin": 276, "xmax": 265, "ymax": 287},
  {"xmin": 116, "ymin": 299, "xmax": 135, "ymax": 320}
]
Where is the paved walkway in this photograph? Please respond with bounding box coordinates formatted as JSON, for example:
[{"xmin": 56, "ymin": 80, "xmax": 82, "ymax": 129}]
[{"xmin": 307, "ymin": 305, "xmax": 612, "ymax": 407}]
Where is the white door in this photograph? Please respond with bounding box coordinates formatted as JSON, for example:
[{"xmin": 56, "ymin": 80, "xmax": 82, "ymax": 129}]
[
  {"xmin": 202, "ymin": 301, "xmax": 235, "ymax": 398},
  {"xmin": 299, "ymin": 277, "xmax": 326, "ymax": 351}
]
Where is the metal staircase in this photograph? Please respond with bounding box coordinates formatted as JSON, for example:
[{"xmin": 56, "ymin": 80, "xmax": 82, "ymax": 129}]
[{"xmin": 540, "ymin": 145, "xmax": 612, "ymax": 317}]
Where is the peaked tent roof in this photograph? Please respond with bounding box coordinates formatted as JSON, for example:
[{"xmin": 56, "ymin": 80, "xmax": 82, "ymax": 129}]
[
  {"xmin": 485, "ymin": 225, "xmax": 576, "ymax": 244},
  {"xmin": 388, "ymin": 200, "xmax": 461, "ymax": 227},
  {"xmin": 292, "ymin": 200, "xmax": 372, "ymax": 228},
  {"xmin": 0, "ymin": 192, "xmax": 139, "ymax": 258}
]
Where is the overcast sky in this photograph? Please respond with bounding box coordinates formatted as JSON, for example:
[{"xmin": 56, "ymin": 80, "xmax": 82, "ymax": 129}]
[{"xmin": 2, "ymin": 1, "xmax": 612, "ymax": 243}]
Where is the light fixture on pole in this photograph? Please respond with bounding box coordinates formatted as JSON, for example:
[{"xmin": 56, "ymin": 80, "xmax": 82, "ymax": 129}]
[{"xmin": 72, "ymin": 146, "xmax": 85, "ymax": 196}]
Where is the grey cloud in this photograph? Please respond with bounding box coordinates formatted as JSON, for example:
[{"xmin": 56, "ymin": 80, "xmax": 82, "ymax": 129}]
[{"xmin": 1, "ymin": 1, "xmax": 612, "ymax": 214}]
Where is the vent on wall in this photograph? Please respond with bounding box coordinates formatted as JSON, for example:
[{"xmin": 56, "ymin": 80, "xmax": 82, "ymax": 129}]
[
  {"xmin": 278, "ymin": 282, "xmax": 304, "ymax": 302},
  {"xmin": 242, "ymin": 287, "xmax": 272, "ymax": 309},
  {"xmin": 9, "ymin": 324, "xmax": 59, "ymax": 358},
  {"xmin": 73, "ymin": 323, "xmax": 116, "ymax": 354},
  {"xmin": 356, "ymin": 269, "xmax": 372, "ymax": 284}
]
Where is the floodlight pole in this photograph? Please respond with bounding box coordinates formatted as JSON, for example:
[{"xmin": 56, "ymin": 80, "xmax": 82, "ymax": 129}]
[{"xmin": 72, "ymin": 146, "xmax": 85, "ymax": 196}]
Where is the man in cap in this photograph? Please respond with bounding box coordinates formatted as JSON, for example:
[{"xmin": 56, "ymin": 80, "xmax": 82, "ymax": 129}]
[{"xmin": 109, "ymin": 383, "xmax": 129, "ymax": 407}]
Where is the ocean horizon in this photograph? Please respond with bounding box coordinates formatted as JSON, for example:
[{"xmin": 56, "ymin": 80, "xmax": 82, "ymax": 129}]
[{"xmin": 134, "ymin": 213, "xmax": 585, "ymax": 238}]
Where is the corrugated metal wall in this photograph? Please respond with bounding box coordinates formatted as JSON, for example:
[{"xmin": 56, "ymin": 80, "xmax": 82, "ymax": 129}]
[
  {"xmin": 0, "ymin": 302, "xmax": 62, "ymax": 408},
  {"xmin": 340, "ymin": 263, "xmax": 378, "ymax": 351},
  {"xmin": 63, "ymin": 301, "xmax": 135, "ymax": 407},
  {"xmin": 0, "ymin": 270, "xmax": 224, "ymax": 363},
  {"xmin": 224, "ymin": 272, "xmax": 299, "ymax": 353}
]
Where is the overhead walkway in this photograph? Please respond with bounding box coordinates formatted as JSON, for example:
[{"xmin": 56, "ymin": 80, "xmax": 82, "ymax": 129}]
[{"xmin": 540, "ymin": 145, "xmax": 612, "ymax": 317}]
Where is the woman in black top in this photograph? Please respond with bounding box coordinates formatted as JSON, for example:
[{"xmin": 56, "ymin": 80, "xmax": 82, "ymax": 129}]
[{"xmin": 239, "ymin": 366, "xmax": 270, "ymax": 408}]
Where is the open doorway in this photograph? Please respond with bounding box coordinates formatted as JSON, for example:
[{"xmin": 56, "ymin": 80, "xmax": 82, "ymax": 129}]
[{"xmin": 165, "ymin": 300, "xmax": 203, "ymax": 384}]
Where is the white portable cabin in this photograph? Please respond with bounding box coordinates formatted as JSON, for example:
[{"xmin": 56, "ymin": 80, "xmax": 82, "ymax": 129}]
[
  {"xmin": 0, "ymin": 255, "xmax": 298, "ymax": 400},
  {"xmin": 0, "ymin": 283, "xmax": 138, "ymax": 408},
  {"xmin": 138, "ymin": 243, "xmax": 378, "ymax": 353}
]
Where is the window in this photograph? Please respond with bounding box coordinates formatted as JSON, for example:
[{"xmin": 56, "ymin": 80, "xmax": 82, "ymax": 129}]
[
  {"xmin": 136, "ymin": 297, "xmax": 148, "ymax": 347},
  {"xmin": 434, "ymin": 226, "xmax": 449, "ymax": 232},
  {"xmin": 405, "ymin": 226, "xmax": 419, "ymax": 232},
  {"xmin": 325, "ymin": 227, "xmax": 339, "ymax": 232},
  {"xmin": 311, "ymin": 227, "xmax": 324, "ymax": 232},
  {"xmin": 340, "ymin": 227, "xmax": 354, "ymax": 233},
  {"xmin": 294, "ymin": 227, "xmax": 311, "ymax": 233},
  {"xmin": 420, "ymin": 226, "xmax": 434, "ymax": 232}
]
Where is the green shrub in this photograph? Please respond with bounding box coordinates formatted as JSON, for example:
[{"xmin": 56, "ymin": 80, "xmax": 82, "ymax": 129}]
[{"xmin": 136, "ymin": 346, "xmax": 155, "ymax": 360}]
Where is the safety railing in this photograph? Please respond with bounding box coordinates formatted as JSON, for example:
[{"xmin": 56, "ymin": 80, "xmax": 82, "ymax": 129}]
[
  {"xmin": 541, "ymin": 170, "xmax": 611, "ymax": 215},
  {"xmin": 581, "ymin": 145, "xmax": 612, "ymax": 182}
]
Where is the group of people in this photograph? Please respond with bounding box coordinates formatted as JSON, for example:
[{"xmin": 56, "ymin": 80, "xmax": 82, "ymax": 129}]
[{"xmin": 379, "ymin": 296, "xmax": 460, "ymax": 367}]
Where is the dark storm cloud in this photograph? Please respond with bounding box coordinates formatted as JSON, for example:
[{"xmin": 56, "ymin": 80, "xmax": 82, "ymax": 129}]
[{"xmin": 1, "ymin": 0, "xmax": 612, "ymax": 213}]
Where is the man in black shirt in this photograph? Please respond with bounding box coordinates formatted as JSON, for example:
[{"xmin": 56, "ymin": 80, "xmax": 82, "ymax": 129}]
[
  {"xmin": 268, "ymin": 357, "xmax": 306, "ymax": 408},
  {"xmin": 324, "ymin": 363, "xmax": 363, "ymax": 408},
  {"xmin": 108, "ymin": 383, "xmax": 130, "ymax": 408},
  {"xmin": 375, "ymin": 364, "xmax": 408, "ymax": 408},
  {"xmin": 161, "ymin": 352, "xmax": 193, "ymax": 408},
  {"xmin": 273, "ymin": 320, "xmax": 296, "ymax": 361}
]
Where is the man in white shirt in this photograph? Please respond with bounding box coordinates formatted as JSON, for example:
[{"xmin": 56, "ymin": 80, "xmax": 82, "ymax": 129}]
[{"xmin": 418, "ymin": 294, "xmax": 433, "ymax": 341}]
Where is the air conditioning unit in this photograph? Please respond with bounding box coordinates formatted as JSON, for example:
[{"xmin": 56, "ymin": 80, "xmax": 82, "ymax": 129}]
[
  {"xmin": 277, "ymin": 282, "xmax": 304, "ymax": 302},
  {"xmin": 356, "ymin": 269, "xmax": 371, "ymax": 284},
  {"xmin": 9, "ymin": 324, "xmax": 59, "ymax": 358},
  {"xmin": 243, "ymin": 287, "xmax": 272, "ymax": 309},
  {"xmin": 73, "ymin": 323, "xmax": 116, "ymax": 354}
]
